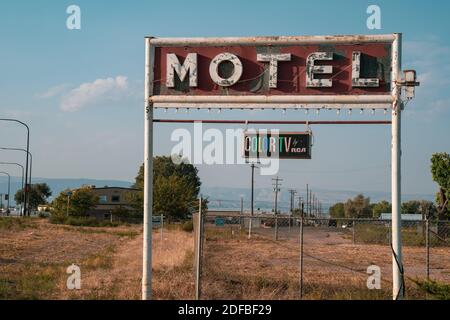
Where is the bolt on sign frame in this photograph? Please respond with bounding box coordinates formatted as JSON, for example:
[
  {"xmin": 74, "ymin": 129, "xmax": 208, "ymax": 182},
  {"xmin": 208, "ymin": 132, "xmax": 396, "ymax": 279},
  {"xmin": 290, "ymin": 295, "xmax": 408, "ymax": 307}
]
[{"xmin": 144, "ymin": 34, "xmax": 405, "ymax": 300}]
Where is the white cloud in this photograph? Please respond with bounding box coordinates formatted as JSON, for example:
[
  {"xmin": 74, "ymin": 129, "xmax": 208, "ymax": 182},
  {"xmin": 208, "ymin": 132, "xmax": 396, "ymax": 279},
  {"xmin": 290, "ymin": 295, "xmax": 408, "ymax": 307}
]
[
  {"xmin": 37, "ymin": 84, "xmax": 69, "ymax": 99},
  {"xmin": 60, "ymin": 76, "xmax": 129, "ymax": 112}
]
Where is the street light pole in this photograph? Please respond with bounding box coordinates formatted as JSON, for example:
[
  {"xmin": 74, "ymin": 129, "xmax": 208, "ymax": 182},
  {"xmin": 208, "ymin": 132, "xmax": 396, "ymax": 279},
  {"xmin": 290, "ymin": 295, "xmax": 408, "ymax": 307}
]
[
  {"xmin": 0, "ymin": 119, "xmax": 30, "ymax": 216},
  {"xmin": 0, "ymin": 147, "xmax": 32, "ymax": 187},
  {"xmin": 0, "ymin": 162, "xmax": 24, "ymax": 215},
  {"xmin": 0, "ymin": 172, "xmax": 10, "ymax": 215}
]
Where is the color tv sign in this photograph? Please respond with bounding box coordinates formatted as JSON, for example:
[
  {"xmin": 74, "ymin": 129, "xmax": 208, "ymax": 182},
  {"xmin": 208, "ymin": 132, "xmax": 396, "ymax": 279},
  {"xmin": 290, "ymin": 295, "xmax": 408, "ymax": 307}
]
[
  {"xmin": 147, "ymin": 35, "xmax": 396, "ymax": 109},
  {"xmin": 243, "ymin": 131, "xmax": 312, "ymax": 160}
]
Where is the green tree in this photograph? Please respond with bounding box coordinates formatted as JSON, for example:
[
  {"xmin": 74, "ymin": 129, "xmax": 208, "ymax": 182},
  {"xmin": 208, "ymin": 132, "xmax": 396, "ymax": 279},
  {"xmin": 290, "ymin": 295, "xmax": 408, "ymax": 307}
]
[
  {"xmin": 15, "ymin": 183, "xmax": 52, "ymax": 210},
  {"xmin": 134, "ymin": 155, "xmax": 201, "ymax": 193},
  {"xmin": 418, "ymin": 200, "xmax": 437, "ymax": 220},
  {"xmin": 431, "ymin": 153, "xmax": 450, "ymax": 219},
  {"xmin": 131, "ymin": 155, "xmax": 202, "ymax": 220},
  {"xmin": 344, "ymin": 194, "xmax": 371, "ymax": 218},
  {"xmin": 329, "ymin": 202, "xmax": 345, "ymax": 218},
  {"xmin": 153, "ymin": 175, "xmax": 197, "ymax": 220},
  {"xmin": 401, "ymin": 200, "xmax": 421, "ymax": 214},
  {"xmin": 372, "ymin": 200, "xmax": 391, "ymax": 218},
  {"xmin": 431, "ymin": 153, "xmax": 450, "ymax": 238},
  {"xmin": 52, "ymin": 187, "xmax": 99, "ymax": 217}
]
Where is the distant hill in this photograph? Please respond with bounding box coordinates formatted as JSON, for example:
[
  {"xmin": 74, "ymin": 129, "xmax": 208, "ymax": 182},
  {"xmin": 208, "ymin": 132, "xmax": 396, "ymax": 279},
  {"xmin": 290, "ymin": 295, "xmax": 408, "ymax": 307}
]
[
  {"xmin": 201, "ymin": 186, "xmax": 436, "ymax": 213},
  {"xmin": 0, "ymin": 177, "xmax": 133, "ymax": 206},
  {"xmin": 0, "ymin": 177, "xmax": 435, "ymax": 212}
]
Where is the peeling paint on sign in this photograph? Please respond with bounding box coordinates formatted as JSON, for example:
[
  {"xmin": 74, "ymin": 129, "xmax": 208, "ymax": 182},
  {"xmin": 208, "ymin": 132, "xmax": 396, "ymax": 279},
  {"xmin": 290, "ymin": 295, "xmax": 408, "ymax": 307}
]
[{"xmin": 152, "ymin": 42, "xmax": 392, "ymax": 96}]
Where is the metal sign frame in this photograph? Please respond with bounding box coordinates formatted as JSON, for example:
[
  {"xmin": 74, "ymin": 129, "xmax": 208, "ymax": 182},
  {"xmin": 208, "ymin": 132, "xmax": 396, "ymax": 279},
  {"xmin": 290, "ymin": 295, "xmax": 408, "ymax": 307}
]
[
  {"xmin": 143, "ymin": 34, "xmax": 405, "ymax": 300},
  {"xmin": 148, "ymin": 34, "xmax": 396, "ymax": 110}
]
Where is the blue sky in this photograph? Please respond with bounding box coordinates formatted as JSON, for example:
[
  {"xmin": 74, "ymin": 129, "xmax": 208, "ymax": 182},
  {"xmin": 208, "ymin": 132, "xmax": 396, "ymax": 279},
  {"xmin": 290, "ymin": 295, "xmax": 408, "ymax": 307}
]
[{"xmin": 0, "ymin": 0, "xmax": 449, "ymax": 197}]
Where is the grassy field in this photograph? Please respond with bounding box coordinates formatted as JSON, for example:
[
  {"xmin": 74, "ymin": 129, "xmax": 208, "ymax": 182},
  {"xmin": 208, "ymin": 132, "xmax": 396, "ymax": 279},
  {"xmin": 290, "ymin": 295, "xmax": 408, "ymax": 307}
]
[
  {"xmin": 1, "ymin": 217, "xmax": 449, "ymax": 300},
  {"xmin": 0, "ymin": 217, "xmax": 194, "ymax": 300}
]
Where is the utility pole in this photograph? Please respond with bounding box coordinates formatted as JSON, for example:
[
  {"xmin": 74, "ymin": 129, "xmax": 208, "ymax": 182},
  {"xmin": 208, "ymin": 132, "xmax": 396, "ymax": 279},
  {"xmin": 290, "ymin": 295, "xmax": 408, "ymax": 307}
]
[
  {"xmin": 319, "ymin": 202, "xmax": 322, "ymax": 218},
  {"xmin": 272, "ymin": 177, "xmax": 282, "ymax": 241},
  {"xmin": 288, "ymin": 189, "xmax": 296, "ymax": 215},
  {"xmin": 240, "ymin": 196, "xmax": 244, "ymax": 231},
  {"xmin": 306, "ymin": 184, "xmax": 309, "ymax": 218},
  {"xmin": 288, "ymin": 189, "xmax": 297, "ymax": 230},
  {"xmin": 315, "ymin": 197, "xmax": 318, "ymax": 217},
  {"xmin": 250, "ymin": 164, "xmax": 257, "ymax": 217},
  {"xmin": 249, "ymin": 164, "xmax": 258, "ymax": 240},
  {"xmin": 309, "ymin": 190, "xmax": 312, "ymax": 217},
  {"xmin": 299, "ymin": 200, "xmax": 305, "ymax": 299}
]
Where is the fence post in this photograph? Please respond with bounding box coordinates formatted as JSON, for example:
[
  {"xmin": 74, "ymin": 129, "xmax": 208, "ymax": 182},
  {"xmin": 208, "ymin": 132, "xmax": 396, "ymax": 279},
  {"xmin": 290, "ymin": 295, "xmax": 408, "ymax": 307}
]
[
  {"xmin": 275, "ymin": 215, "xmax": 279, "ymax": 241},
  {"xmin": 426, "ymin": 217, "xmax": 430, "ymax": 281},
  {"xmin": 195, "ymin": 197, "xmax": 203, "ymax": 300},
  {"xmin": 299, "ymin": 206, "xmax": 304, "ymax": 299},
  {"xmin": 161, "ymin": 214, "xmax": 164, "ymax": 242},
  {"xmin": 248, "ymin": 216, "xmax": 252, "ymax": 240},
  {"xmin": 352, "ymin": 218, "xmax": 356, "ymax": 245}
]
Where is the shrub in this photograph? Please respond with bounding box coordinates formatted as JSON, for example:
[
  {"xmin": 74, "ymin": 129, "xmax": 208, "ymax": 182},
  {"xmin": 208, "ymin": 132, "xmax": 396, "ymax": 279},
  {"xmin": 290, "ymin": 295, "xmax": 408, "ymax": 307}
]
[
  {"xmin": 182, "ymin": 220, "xmax": 193, "ymax": 232},
  {"xmin": 49, "ymin": 214, "xmax": 119, "ymax": 227},
  {"xmin": 0, "ymin": 217, "xmax": 31, "ymax": 231},
  {"xmin": 415, "ymin": 280, "xmax": 450, "ymax": 300}
]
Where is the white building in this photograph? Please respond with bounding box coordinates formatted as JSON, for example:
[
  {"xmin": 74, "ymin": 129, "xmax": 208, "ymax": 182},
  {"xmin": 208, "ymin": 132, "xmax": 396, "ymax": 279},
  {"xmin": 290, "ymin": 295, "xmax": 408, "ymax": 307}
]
[{"xmin": 380, "ymin": 213, "xmax": 423, "ymax": 221}]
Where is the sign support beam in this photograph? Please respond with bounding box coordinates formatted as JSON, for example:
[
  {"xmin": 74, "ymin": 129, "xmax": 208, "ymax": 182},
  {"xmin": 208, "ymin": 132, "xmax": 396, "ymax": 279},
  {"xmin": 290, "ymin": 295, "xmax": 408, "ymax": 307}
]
[
  {"xmin": 391, "ymin": 33, "xmax": 404, "ymax": 300},
  {"xmin": 143, "ymin": 37, "xmax": 154, "ymax": 300}
]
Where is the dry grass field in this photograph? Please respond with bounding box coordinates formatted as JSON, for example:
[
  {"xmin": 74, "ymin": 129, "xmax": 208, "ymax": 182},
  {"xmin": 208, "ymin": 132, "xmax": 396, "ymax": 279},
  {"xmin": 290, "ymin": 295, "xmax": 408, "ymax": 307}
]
[
  {"xmin": 201, "ymin": 225, "xmax": 450, "ymax": 300},
  {"xmin": 0, "ymin": 217, "xmax": 194, "ymax": 300},
  {"xmin": 0, "ymin": 217, "xmax": 449, "ymax": 300}
]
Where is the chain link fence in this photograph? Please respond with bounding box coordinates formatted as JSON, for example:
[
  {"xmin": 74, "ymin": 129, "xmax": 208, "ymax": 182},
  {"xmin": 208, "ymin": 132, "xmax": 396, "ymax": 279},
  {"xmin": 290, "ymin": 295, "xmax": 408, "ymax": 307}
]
[{"xmin": 193, "ymin": 212, "xmax": 450, "ymax": 300}]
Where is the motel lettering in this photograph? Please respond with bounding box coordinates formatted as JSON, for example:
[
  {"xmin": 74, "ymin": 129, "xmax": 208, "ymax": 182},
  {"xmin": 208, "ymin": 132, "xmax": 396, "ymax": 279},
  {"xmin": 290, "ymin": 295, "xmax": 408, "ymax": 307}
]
[{"xmin": 153, "ymin": 42, "xmax": 392, "ymax": 96}]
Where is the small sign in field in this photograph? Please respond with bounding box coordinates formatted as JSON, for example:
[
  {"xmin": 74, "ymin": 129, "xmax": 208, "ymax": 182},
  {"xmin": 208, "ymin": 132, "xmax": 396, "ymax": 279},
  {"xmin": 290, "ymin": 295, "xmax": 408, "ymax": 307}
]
[{"xmin": 215, "ymin": 217, "xmax": 225, "ymax": 227}]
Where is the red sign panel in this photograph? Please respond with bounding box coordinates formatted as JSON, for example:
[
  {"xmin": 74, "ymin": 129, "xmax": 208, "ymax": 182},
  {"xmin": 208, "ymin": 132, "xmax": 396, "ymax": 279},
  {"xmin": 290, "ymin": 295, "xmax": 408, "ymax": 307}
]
[{"xmin": 152, "ymin": 43, "xmax": 392, "ymax": 96}]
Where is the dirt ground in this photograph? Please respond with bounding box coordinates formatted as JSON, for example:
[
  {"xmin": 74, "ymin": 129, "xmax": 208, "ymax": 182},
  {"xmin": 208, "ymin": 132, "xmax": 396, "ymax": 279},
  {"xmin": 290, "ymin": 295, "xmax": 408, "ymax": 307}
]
[
  {"xmin": 0, "ymin": 218, "xmax": 449, "ymax": 300},
  {"xmin": 201, "ymin": 225, "xmax": 450, "ymax": 299}
]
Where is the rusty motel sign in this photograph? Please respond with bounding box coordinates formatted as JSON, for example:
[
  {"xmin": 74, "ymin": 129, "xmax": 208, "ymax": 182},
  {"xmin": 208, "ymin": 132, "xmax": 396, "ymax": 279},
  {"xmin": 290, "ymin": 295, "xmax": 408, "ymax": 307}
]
[
  {"xmin": 243, "ymin": 131, "xmax": 312, "ymax": 160},
  {"xmin": 143, "ymin": 34, "xmax": 419, "ymax": 300}
]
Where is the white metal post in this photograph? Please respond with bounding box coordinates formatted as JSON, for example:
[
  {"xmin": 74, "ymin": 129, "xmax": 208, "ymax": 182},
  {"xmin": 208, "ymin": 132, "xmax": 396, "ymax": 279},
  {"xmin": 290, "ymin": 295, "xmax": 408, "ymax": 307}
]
[
  {"xmin": 391, "ymin": 33, "xmax": 404, "ymax": 300},
  {"xmin": 195, "ymin": 197, "xmax": 203, "ymax": 300},
  {"xmin": 142, "ymin": 37, "xmax": 154, "ymax": 300}
]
